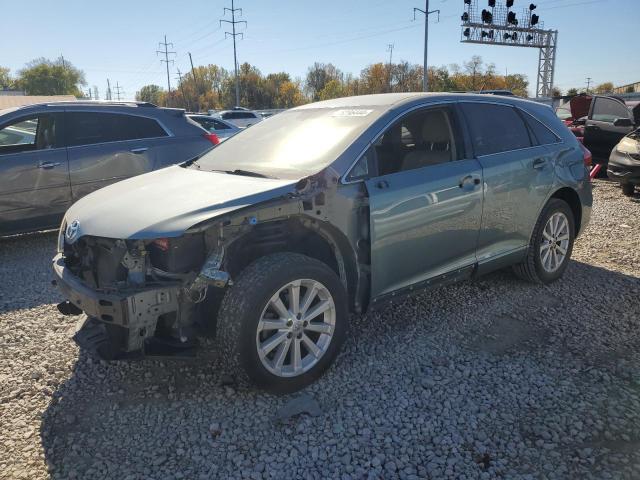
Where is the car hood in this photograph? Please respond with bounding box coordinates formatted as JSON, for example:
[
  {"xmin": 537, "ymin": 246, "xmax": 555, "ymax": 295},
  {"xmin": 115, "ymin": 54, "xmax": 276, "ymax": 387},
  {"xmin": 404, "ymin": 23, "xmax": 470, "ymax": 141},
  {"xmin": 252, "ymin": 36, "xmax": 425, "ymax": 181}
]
[{"xmin": 64, "ymin": 165, "xmax": 298, "ymax": 241}]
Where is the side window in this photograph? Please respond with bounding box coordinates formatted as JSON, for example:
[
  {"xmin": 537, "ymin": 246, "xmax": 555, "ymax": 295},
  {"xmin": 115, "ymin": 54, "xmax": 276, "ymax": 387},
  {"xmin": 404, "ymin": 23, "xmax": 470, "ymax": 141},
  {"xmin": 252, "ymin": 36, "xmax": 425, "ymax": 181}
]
[
  {"xmin": 374, "ymin": 107, "xmax": 462, "ymax": 176},
  {"xmin": 591, "ymin": 98, "xmax": 630, "ymax": 123},
  {"xmin": 0, "ymin": 114, "xmax": 58, "ymax": 153},
  {"xmin": 67, "ymin": 112, "xmax": 115, "ymax": 146},
  {"xmin": 460, "ymin": 103, "xmax": 532, "ymax": 156},
  {"xmin": 521, "ymin": 111, "xmax": 560, "ymax": 145},
  {"xmin": 347, "ymin": 147, "xmax": 376, "ymax": 181},
  {"xmin": 213, "ymin": 120, "xmax": 231, "ymax": 130},
  {"xmin": 113, "ymin": 115, "xmax": 167, "ymax": 140},
  {"xmin": 67, "ymin": 112, "xmax": 167, "ymax": 147}
]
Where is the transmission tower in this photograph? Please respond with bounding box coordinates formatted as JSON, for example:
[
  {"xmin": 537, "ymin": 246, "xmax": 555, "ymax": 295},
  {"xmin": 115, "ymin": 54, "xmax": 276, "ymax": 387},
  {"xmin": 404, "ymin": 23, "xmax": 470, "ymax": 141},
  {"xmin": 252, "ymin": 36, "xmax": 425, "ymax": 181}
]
[
  {"xmin": 113, "ymin": 81, "xmax": 124, "ymax": 101},
  {"xmin": 460, "ymin": 0, "xmax": 558, "ymax": 97},
  {"xmin": 220, "ymin": 0, "xmax": 247, "ymax": 107},
  {"xmin": 414, "ymin": 1, "xmax": 440, "ymax": 92},
  {"xmin": 156, "ymin": 35, "xmax": 176, "ymax": 92}
]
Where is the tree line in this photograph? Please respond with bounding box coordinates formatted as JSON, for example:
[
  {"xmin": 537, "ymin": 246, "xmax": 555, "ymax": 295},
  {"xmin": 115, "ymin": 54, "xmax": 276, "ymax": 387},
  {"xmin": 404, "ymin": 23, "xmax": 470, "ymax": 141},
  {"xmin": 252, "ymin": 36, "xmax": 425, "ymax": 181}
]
[{"xmin": 1, "ymin": 56, "xmax": 624, "ymax": 111}]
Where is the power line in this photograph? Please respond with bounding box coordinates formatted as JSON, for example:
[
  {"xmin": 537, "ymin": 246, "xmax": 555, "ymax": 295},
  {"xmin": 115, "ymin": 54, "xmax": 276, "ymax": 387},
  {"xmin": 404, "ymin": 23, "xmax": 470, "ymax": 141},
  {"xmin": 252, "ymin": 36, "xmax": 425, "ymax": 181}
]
[
  {"xmin": 220, "ymin": 0, "xmax": 247, "ymax": 107},
  {"xmin": 157, "ymin": 35, "xmax": 176, "ymax": 92}
]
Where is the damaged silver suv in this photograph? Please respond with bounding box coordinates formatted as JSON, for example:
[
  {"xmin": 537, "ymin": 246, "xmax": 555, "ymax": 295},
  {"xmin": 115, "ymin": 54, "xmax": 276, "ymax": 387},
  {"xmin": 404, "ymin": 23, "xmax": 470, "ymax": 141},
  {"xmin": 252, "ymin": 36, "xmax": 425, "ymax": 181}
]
[{"xmin": 53, "ymin": 93, "xmax": 592, "ymax": 393}]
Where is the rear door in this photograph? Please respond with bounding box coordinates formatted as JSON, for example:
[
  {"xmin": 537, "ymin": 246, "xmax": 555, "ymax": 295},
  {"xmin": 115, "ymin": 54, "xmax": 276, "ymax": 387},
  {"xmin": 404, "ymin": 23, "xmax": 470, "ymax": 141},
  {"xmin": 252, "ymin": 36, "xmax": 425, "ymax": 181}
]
[
  {"xmin": 66, "ymin": 111, "xmax": 167, "ymax": 200},
  {"xmin": 459, "ymin": 102, "xmax": 555, "ymax": 263},
  {"xmin": 0, "ymin": 112, "xmax": 71, "ymax": 234},
  {"xmin": 585, "ymin": 97, "xmax": 634, "ymax": 160},
  {"xmin": 363, "ymin": 104, "xmax": 483, "ymax": 298}
]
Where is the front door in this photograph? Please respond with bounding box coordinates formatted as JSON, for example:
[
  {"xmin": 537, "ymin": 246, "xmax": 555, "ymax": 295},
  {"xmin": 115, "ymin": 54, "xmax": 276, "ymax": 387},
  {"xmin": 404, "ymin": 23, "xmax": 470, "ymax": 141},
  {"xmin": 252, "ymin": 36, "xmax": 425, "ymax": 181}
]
[
  {"xmin": 585, "ymin": 97, "xmax": 634, "ymax": 160},
  {"xmin": 364, "ymin": 105, "xmax": 483, "ymax": 298},
  {"xmin": 0, "ymin": 112, "xmax": 70, "ymax": 235}
]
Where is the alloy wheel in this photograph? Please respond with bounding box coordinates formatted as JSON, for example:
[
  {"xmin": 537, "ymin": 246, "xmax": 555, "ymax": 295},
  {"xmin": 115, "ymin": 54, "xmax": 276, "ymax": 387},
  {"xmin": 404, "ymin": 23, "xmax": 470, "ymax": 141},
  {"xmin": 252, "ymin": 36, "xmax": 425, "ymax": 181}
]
[
  {"xmin": 539, "ymin": 211, "xmax": 570, "ymax": 273},
  {"xmin": 256, "ymin": 279, "xmax": 336, "ymax": 377}
]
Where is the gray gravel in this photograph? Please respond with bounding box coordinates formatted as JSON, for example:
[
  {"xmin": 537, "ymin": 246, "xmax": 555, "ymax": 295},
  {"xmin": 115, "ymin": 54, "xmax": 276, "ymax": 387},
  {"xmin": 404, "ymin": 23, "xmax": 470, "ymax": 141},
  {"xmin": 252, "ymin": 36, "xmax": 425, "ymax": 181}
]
[{"xmin": 1, "ymin": 179, "xmax": 640, "ymax": 480}]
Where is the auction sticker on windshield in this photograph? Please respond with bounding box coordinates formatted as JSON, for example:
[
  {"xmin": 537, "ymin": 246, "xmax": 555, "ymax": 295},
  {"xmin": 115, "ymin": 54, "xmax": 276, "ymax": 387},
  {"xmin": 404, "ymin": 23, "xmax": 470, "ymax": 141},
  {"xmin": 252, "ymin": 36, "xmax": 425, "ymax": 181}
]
[{"xmin": 330, "ymin": 109, "xmax": 373, "ymax": 117}]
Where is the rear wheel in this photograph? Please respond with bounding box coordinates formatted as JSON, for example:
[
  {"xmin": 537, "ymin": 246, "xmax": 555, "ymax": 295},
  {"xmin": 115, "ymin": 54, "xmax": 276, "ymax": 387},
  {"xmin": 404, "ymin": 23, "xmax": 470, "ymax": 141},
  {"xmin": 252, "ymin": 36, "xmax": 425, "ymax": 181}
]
[
  {"xmin": 622, "ymin": 183, "xmax": 635, "ymax": 196},
  {"xmin": 215, "ymin": 252, "xmax": 348, "ymax": 394},
  {"xmin": 513, "ymin": 199, "xmax": 575, "ymax": 284}
]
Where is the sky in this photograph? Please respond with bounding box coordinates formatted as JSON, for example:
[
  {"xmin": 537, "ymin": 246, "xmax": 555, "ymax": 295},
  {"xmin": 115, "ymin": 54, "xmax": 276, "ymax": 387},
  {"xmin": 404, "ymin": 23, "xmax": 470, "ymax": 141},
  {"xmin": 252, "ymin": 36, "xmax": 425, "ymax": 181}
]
[{"xmin": 2, "ymin": 0, "xmax": 638, "ymax": 100}]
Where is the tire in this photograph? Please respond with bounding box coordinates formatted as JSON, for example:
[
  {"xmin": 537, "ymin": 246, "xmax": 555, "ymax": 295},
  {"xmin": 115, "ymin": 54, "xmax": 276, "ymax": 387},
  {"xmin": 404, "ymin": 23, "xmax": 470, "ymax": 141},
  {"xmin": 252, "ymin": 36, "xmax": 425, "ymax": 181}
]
[
  {"xmin": 622, "ymin": 183, "xmax": 635, "ymax": 197},
  {"xmin": 215, "ymin": 252, "xmax": 348, "ymax": 394},
  {"xmin": 512, "ymin": 198, "xmax": 575, "ymax": 284}
]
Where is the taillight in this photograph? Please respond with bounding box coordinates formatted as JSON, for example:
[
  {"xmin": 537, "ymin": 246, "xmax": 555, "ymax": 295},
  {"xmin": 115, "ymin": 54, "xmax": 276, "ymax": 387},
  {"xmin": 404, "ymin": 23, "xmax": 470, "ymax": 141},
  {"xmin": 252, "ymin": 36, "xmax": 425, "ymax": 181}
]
[
  {"xmin": 204, "ymin": 133, "xmax": 220, "ymax": 145},
  {"xmin": 579, "ymin": 142, "xmax": 592, "ymax": 168},
  {"xmin": 153, "ymin": 238, "xmax": 170, "ymax": 251}
]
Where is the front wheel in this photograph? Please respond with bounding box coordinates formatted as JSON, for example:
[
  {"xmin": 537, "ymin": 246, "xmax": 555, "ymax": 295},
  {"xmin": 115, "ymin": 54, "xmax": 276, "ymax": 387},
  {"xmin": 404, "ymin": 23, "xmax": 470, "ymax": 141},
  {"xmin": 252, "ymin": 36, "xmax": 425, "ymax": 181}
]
[
  {"xmin": 513, "ymin": 198, "xmax": 575, "ymax": 284},
  {"xmin": 621, "ymin": 183, "xmax": 635, "ymax": 197},
  {"xmin": 215, "ymin": 253, "xmax": 348, "ymax": 394}
]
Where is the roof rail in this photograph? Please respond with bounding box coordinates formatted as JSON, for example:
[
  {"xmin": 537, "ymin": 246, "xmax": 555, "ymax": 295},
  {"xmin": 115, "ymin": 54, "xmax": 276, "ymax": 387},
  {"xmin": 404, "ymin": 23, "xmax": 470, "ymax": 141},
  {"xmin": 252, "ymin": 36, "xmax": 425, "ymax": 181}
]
[{"xmin": 40, "ymin": 100, "xmax": 158, "ymax": 108}]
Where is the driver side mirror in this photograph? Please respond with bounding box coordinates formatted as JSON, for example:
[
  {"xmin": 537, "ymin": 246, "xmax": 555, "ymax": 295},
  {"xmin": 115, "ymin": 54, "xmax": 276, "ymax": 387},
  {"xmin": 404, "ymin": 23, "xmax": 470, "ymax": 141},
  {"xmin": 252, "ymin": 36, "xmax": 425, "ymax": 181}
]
[{"xmin": 613, "ymin": 117, "xmax": 634, "ymax": 127}]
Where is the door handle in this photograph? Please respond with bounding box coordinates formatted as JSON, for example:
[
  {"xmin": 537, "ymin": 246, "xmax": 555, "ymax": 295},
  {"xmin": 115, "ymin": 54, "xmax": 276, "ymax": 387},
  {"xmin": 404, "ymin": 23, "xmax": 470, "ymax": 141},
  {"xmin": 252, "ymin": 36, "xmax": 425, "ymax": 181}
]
[
  {"xmin": 532, "ymin": 158, "xmax": 547, "ymax": 169},
  {"xmin": 375, "ymin": 180, "xmax": 389, "ymax": 189},
  {"xmin": 37, "ymin": 161, "xmax": 61, "ymax": 169},
  {"xmin": 458, "ymin": 175, "xmax": 480, "ymax": 188},
  {"xmin": 130, "ymin": 147, "xmax": 149, "ymax": 154}
]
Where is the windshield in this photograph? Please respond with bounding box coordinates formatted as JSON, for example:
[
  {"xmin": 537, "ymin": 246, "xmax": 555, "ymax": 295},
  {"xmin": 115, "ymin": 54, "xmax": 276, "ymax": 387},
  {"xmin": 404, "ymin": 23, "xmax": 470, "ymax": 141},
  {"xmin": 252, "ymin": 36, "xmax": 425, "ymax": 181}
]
[{"xmin": 192, "ymin": 107, "xmax": 383, "ymax": 179}]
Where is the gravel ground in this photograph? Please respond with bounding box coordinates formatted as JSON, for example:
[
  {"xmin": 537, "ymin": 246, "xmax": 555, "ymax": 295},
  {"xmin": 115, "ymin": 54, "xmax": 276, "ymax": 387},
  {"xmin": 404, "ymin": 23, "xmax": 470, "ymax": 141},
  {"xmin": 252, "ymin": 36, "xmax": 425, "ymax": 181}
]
[{"xmin": 1, "ymin": 179, "xmax": 639, "ymax": 480}]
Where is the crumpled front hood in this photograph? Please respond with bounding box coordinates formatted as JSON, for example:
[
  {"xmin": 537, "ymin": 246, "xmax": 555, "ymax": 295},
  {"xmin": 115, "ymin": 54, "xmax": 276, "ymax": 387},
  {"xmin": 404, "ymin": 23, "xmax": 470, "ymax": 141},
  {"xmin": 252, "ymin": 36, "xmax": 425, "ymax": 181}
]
[
  {"xmin": 64, "ymin": 165, "xmax": 298, "ymax": 240},
  {"xmin": 569, "ymin": 95, "xmax": 592, "ymax": 121}
]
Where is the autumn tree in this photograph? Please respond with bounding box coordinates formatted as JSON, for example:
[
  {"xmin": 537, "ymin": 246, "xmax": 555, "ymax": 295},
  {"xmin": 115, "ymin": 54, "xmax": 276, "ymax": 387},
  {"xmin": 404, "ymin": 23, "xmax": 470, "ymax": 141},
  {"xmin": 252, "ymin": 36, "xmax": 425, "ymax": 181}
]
[
  {"xmin": 0, "ymin": 67, "xmax": 12, "ymax": 89},
  {"xmin": 135, "ymin": 84, "xmax": 164, "ymax": 105},
  {"xmin": 594, "ymin": 82, "xmax": 614, "ymax": 94},
  {"xmin": 305, "ymin": 63, "xmax": 342, "ymax": 101},
  {"xmin": 16, "ymin": 57, "xmax": 86, "ymax": 96}
]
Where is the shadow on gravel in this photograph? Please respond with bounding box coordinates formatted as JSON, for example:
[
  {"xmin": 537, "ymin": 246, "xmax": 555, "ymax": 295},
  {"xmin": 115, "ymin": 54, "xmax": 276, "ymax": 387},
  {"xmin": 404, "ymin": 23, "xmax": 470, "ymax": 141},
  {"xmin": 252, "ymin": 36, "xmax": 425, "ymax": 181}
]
[
  {"xmin": 38, "ymin": 255, "xmax": 640, "ymax": 478},
  {"xmin": 0, "ymin": 231, "xmax": 60, "ymax": 313}
]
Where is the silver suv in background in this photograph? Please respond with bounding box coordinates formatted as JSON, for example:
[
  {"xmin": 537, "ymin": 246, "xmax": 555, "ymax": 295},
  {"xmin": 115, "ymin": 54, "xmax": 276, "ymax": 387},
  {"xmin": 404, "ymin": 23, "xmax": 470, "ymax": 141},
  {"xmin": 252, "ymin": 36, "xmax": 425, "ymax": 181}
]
[
  {"xmin": 0, "ymin": 101, "xmax": 217, "ymax": 236},
  {"xmin": 211, "ymin": 109, "xmax": 262, "ymax": 128}
]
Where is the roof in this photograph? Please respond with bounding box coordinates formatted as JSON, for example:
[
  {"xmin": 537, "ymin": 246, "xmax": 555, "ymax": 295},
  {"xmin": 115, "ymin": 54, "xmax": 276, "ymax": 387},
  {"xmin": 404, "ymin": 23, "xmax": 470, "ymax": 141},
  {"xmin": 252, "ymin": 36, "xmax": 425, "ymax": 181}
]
[
  {"xmin": 0, "ymin": 95, "xmax": 77, "ymax": 110},
  {"xmin": 293, "ymin": 92, "xmax": 542, "ymax": 111}
]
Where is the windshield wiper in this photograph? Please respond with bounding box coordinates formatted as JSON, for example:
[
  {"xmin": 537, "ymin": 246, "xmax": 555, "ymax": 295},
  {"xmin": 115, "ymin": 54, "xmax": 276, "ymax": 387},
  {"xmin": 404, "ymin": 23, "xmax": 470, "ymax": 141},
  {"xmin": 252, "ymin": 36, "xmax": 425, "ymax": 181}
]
[{"xmin": 225, "ymin": 169, "xmax": 272, "ymax": 179}]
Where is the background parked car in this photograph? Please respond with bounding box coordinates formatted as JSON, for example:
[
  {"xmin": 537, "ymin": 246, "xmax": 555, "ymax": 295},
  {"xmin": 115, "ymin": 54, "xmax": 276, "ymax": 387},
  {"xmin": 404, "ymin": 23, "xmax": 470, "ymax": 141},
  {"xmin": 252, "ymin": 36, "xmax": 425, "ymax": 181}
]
[
  {"xmin": 584, "ymin": 96, "xmax": 639, "ymax": 163},
  {"xmin": 0, "ymin": 101, "xmax": 217, "ymax": 236},
  {"xmin": 608, "ymin": 127, "xmax": 640, "ymax": 196},
  {"xmin": 187, "ymin": 114, "xmax": 241, "ymax": 141},
  {"xmin": 212, "ymin": 109, "xmax": 262, "ymax": 128}
]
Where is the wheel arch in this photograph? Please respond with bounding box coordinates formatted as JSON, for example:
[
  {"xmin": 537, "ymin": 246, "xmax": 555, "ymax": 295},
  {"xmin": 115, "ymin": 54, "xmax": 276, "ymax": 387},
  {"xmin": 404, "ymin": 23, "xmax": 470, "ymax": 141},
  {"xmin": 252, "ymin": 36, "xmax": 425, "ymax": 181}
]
[
  {"xmin": 549, "ymin": 187, "xmax": 583, "ymax": 235},
  {"xmin": 223, "ymin": 215, "xmax": 361, "ymax": 313}
]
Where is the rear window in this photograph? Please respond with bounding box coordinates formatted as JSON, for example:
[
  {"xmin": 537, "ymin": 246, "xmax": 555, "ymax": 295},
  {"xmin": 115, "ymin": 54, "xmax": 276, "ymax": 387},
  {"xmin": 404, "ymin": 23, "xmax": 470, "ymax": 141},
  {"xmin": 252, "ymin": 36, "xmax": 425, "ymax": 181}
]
[
  {"xmin": 222, "ymin": 111, "xmax": 257, "ymax": 120},
  {"xmin": 67, "ymin": 112, "xmax": 167, "ymax": 146},
  {"xmin": 461, "ymin": 103, "xmax": 532, "ymax": 156},
  {"xmin": 521, "ymin": 111, "xmax": 560, "ymax": 145}
]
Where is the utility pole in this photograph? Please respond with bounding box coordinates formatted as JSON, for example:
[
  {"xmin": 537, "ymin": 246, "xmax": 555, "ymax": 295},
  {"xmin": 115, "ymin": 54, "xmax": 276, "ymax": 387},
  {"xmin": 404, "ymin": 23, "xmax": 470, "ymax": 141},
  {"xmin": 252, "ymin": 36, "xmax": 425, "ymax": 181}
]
[
  {"xmin": 113, "ymin": 81, "xmax": 124, "ymax": 101},
  {"xmin": 157, "ymin": 35, "xmax": 176, "ymax": 92},
  {"xmin": 188, "ymin": 52, "xmax": 202, "ymax": 112},
  {"xmin": 586, "ymin": 77, "xmax": 592, "ymax": 94},
  {"xmin": 106, "ymin": 79, "xmax": 112, "ymax": 101},
  {"xmin": 220, "ymin": 0, "xmax": 247, "ymax": 107},
  {"xmin": 176, "ymin": 69, "xmax": 191, "ymax": 111},
  {"xmin": 414, "ymin": 1, "xmax": 440, "ymax": 92},
  {"xmin": 387, "ymin": 43, "xmax": 394, "ymax": 92}
]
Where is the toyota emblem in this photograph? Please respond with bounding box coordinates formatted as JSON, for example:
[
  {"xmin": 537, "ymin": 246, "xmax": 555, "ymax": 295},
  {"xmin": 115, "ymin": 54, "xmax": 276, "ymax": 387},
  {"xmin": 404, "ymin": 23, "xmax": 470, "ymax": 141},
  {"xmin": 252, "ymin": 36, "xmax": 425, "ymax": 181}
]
[{"xmin": 65, "ymin": 220, "xmax": 81, "ymax": 242}]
